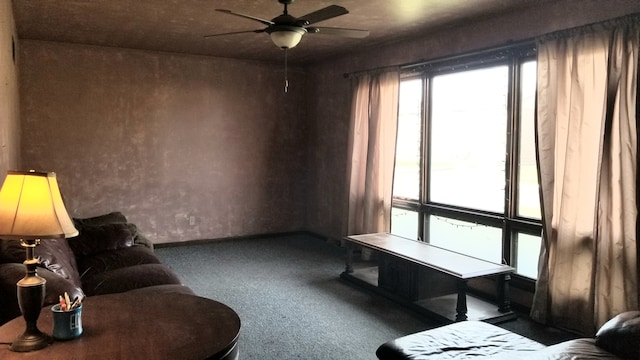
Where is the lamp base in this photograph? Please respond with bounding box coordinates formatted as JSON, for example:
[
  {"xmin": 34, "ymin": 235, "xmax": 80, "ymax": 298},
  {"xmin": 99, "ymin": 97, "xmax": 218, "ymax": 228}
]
[
  {"xmin": 10, "ymin": 239, "xmax": 52, "ymax": 352},
  {"xmin": 9, "ymin": 329, "xmax": 52, "ymax": 352}
]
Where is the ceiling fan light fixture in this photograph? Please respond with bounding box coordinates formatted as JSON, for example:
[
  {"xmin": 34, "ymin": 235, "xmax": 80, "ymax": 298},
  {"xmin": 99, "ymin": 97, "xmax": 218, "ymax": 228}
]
[{"xmin": 268, "ymin": 27, "xmax": 306, "ymax": 49}]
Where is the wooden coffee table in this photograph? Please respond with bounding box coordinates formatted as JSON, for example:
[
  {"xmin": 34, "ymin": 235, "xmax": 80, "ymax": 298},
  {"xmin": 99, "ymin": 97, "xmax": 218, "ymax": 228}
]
[
  {"xmin": 342, "ymin": 232, "xmax": 516, "ymax": 323},
  {"xmin": 0, "ymin": 290, "xmax": 241, "ymax": 359}
]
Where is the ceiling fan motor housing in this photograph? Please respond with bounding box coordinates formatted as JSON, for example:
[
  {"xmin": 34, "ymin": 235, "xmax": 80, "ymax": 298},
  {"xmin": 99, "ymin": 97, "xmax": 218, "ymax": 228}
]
[
  {"xmin": 267, "ymin": 26, "xmax": 306, "ymax": 49},
  {"xmin": 267, "ymin": 12, "xmax": 307, "ymax": 49},
  {"xmin": 208, "ymin": 1, "xmax": 368, "ymax": 49}
]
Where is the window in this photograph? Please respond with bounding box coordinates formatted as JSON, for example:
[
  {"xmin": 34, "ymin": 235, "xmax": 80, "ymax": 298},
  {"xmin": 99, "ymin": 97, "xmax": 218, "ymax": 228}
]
[{"xmin": 391, "ymin": 45, "xmax": 542, "ymax": 281}]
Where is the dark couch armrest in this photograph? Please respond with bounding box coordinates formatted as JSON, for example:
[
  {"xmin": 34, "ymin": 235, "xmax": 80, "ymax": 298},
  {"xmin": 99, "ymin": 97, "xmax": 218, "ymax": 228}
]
[
  {"xmin": 596, "ymin": 311, "xmax": 640, "ymax": 359},
  {"xmin": 0, "ymin": 263, "xmax": 84, "ymax": 325},
  {"xmin": 133, "ymin": 231, "xmax": 154, "ymax": 250}
]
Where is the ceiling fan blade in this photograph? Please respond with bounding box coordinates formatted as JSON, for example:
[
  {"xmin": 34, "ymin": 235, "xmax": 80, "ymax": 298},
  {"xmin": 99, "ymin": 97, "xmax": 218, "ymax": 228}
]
[
  {"xmin": 203, "ymin": 29, "xmax": 265, "ymax": 38},
  {"xmin": 298, "ymin": 5, "xmax": 348, "ymax": 25},
  {"xmin": 307, "ymin": 27, "xmax": 370, "ymax": 38},
  {"xmin": 215, "ymin": 9, "xmax": 274, "ymax": 26}
]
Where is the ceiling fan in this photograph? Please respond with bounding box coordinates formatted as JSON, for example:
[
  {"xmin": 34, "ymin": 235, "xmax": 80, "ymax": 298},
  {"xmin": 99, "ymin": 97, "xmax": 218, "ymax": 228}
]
[{"xmin": 205, "ymin": 0, "xmax": 370, "ymax": 50}]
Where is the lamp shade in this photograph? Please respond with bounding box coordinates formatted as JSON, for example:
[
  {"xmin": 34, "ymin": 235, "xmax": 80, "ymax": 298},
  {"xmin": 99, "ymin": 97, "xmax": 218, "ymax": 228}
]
[
  {"xmin": 269, "ymin": 27, "xmax": 306, "ymax": 49},
  {"xmin": 0, "ymin": 171, "xmax": 78, "ymax": 239}
]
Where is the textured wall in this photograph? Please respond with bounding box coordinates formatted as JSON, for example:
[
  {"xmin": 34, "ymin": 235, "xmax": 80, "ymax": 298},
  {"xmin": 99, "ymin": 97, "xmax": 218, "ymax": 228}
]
[
  {"xmin": 0, "ymin": 0, "xmax": 20, "ymax": 175},
  {"xmin": 19, "ymin": 41, "xmax": 308, "ymax": 243},
  {"xmin": 15, "ymin": 0, "xmax": 640, "ymax": 244},
  {"xmin": 305, "ymin": 0, "xmax": 640, "ymax": 241}
]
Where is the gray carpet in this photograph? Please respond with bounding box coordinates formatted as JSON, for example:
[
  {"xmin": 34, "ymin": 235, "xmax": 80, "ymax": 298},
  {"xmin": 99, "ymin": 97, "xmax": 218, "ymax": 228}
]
[
  {"xmin": 155, "ymin": 233, "xmax": 577, "ymax": 359},
  {"xmin": 155, "ymin": 234, "xmax": 433, "ymax": 360}
]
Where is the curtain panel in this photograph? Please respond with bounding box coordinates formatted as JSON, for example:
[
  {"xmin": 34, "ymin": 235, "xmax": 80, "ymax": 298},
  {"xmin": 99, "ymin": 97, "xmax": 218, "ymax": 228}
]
[
  {"xmin": 345, "ymin": 70, "xmax": 400, "ymax": 235},
  {"xmin": 531, "ymin": 15, "xmax": 640, "ymax": 335}
]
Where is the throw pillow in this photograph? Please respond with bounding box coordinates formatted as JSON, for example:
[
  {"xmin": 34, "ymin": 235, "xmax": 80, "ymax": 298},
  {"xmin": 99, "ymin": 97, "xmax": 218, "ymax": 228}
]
[
  {"xmin": 74, "ymin": 212, "xmax": 154, "ymax": 250},
  {"xmin": 595, "ymin": 310, "xmax": 640, "ymax": 359},
  {"xmin": 68, "ymin": 222, "xmax": 136, "ymax": 257}
]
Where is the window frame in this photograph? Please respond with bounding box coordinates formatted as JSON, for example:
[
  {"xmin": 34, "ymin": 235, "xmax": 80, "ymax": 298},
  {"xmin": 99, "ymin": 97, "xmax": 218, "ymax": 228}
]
[{"xmin": 392, "ymin": 43, "xmax": 541, "ymax": 286}]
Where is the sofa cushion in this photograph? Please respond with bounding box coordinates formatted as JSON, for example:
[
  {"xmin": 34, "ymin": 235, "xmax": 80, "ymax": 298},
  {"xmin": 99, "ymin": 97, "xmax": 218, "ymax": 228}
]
[
  {"xmin": 127, "ymin": 283, "xmax": 195, "ymax": 296},
  {"xmin": 81, "ymin": 263, "xmax": 182, "ymax": 296},
  {"xmin": 68, "ymin": 222, "xmax": 136, "ymax": 257},
  {"xmin": 376, "ymin": 320, "xmax": 545, "ymax": 360},
  {"xmin": 494, "ymin": 339, "xmax": 622, "ymax": 359},
  {"xmin": 595, "ymin": 310, "xmax": 640, "ymax": 359},
  {"xmin": 77, "ymin": 245, "xmax": 162, "ymax": 280}
]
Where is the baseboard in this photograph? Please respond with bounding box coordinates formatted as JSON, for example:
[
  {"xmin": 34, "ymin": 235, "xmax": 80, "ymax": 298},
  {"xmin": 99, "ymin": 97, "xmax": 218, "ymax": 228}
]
[{"xmin": 154, "ymin": 230, "xmax": 328, "ymax": 249}]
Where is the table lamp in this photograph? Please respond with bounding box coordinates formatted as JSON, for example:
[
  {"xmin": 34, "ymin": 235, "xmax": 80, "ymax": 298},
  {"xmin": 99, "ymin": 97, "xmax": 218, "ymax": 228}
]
[{"xmin": 0, "ymin": 170, "xmax": 78, "ymax": 352}]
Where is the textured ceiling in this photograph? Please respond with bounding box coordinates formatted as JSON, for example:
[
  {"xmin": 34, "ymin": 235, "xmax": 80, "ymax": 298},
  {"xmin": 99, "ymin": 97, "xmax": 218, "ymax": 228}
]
[{"xmin": 12, "ymin": 0, "xmax": 550, "ymax": 64}]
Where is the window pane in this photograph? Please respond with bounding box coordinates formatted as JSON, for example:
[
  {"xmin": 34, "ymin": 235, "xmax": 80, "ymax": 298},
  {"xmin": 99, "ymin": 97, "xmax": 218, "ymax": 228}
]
[
  {"xmin": 514, "ymin": 232, "xmax": 541, "ymax": 279},
  {"xmin": 390, "ymin": 208, "xmax": 419, "ymax": 240},
  {"xmin": 393, "ymin": 79, "xmax": 422, "ymax": 200},
  {"xmin": 428, "ymin": 215, "xmax": 502, "ymax": 263},
  {"xmin": 430, "ymin": 66, "xmax": 508, "ymax": 213},
  {"xmin": 517, "ymin": 61, "xmax": 541, "ymax": 219}
]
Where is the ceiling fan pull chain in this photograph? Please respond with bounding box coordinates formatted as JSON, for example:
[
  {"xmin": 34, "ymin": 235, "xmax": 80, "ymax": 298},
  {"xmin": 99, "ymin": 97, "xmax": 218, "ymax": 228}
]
[{"xmin": 284, "ymin": 48, "xmax": 289, "ymax": 93}]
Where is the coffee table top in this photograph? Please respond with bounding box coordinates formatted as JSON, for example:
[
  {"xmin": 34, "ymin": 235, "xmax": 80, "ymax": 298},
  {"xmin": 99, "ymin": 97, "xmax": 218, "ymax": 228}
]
[
  {"xmin": 346, "ymin": 233, "xmax": 514, "ymax": 279},
  {"xmin": 0, "ymin": 290, "xmax": 241, "ymax": 360}
]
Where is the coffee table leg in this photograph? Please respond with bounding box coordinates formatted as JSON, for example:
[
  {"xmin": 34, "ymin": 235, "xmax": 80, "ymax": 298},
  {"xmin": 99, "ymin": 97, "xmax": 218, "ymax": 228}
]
[
  {"xmin": 496, "ymin": 273, "xmax": 512, "ymax": 313},
  {"xmin": 455, "ymin": 279, "xmax": 468, "ymax": 321},
  {"xmin": 344, "ymin": 243, "xmax": 354, "ymax": 274}
]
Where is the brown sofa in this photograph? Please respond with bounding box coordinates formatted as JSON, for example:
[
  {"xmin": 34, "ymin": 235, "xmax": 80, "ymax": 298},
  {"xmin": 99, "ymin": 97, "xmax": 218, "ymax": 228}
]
[
  {"xmin": 0, "ymin": 212, "xmax": 191, "ymax": 325},
  {"xmin": 376, "ymin": 311, "xmax": 640, "ymax": 359}
]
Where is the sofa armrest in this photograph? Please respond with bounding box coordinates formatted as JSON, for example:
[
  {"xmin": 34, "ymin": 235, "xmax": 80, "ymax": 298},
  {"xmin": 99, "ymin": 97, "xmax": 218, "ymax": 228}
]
[
  {"xmin": 133, "ymin": 231, "xmax": 154, "ymax": 250},
  {"xmin": 596, "ymin": 311, "xmax": 640, "ymax": 359},
  {"xmin": 0, "ymin": 263, "xmax": 84, "ymax": 325}
]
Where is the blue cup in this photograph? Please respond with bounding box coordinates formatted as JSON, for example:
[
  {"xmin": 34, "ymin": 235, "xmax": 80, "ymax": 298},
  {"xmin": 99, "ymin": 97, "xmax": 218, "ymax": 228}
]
[{"xmin": 51, "ymin": 303, "xmax": 83, "ymax": 340}]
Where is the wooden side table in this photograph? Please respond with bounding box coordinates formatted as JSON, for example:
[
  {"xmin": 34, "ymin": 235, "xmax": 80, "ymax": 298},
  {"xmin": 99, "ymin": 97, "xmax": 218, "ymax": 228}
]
[{"xmin": 0, "ymin": 290, "xmax": 241, "ymax": 360}]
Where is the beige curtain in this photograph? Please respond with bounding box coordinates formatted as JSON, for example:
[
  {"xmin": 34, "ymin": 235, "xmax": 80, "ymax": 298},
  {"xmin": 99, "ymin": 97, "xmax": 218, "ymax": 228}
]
[
  {"xmin": 346, "ymin": 70, "xmax": 400, "ymax": 235},
  {"xmin": 531, "ymin": 17, "xmax": 640, "ymax": 335}
]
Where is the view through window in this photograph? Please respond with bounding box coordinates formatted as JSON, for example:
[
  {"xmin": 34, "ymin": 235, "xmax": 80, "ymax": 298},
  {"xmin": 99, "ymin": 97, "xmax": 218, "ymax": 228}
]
[{"xmin": 391, "ymin": 47, "xmax": 542, "ymax": 280}]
